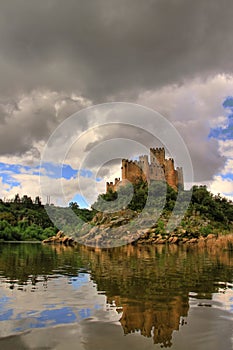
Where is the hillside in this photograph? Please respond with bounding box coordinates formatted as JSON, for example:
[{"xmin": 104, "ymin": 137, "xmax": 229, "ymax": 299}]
[{"xmin": 0, "ymin": 183, "xmax": 232, "ymax": 242}]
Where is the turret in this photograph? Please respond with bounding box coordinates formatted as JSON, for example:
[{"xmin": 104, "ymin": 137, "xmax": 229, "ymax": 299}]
[
  {"xmin": 139, "ymin": 155, "xmax": 150, "ymax": 182},
  {"xmin": 150, "ymin": 147, "xmax": 165, "ymax": 166},
  {"xmin": 164, "ymin": 158, "xmax": 177, "ymax": 190},
  {"xmin": 176, "ymin": 167, "xmax": 184, "ymax": 190}
]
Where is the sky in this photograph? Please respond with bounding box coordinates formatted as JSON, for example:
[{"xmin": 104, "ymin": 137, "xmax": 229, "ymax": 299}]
[{"xmin": 0, "ymin": 0, "xmax": 232, "ymax": 206}]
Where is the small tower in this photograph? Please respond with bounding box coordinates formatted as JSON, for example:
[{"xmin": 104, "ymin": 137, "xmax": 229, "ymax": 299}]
[
  {"xmin": 139, "ymin": 155, "xmax": 150, "ymax": 182},
  {"xmin": 150, "ymin": 147, "xmax": 165, "ymax": 166},
  {"xmin": 164, "ymin": 158, "xmax": 177, "ymax": 190},
  {"xmin": 176, "ymin": 167, "xmax": 184, "ymax": 190}
]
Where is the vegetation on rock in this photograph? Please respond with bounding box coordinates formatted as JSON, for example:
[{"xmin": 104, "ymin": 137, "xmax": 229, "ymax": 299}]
[
  {"xmin": 0, "ymin": 194, "xmax": 94, "ymax": 241},
  {"xmin": 0, "ymin": 182, "xmax": 232, "ymax": 242},
  {"xmin": 92, "ymin": 180, "xmax": 233, "ymax": 238}
]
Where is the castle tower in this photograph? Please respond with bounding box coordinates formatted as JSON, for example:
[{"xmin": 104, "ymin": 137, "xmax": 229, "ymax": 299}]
[
  {"xmin": 139, "ymin": 155, "xmax": 150, "ymax": 182},
  {"xmin": 106, "ymin": 178, "xmax": 121, "ymax": 192},
  {"xmin": 121, "ymin": 159, "xmax": 146, "ymax": 184},
  {"xmin": 107, "ymin": 146, "xmax": 183, "ymax": 193},
  {"xmin": 106, "ymin": 181, "xmax": 114, "ymax": 193},
  {"xmin": 121, "ymin": 159, "xmax": 128, "ymax": 180},
  {"xmin": 176, "ymin": 167, "xmax": 184, "ymax": 190},
  {"xmin": 164, "ymin": 158, "xmax": 177, "ymax": 190},
  {"xmin": 150, "ymin": 147, "xmax": 165, "ymax": 166}
]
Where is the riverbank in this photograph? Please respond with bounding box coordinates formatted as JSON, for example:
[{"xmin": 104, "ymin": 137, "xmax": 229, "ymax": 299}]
[{"xmin": 42, "ymin": 208, "xmax": 233, "ymax": 247}]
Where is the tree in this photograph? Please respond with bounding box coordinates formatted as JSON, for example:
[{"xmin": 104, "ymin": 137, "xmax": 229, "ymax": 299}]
[{"xmin": 35, "ymin": 196, "xmax": 42, "ymax": 206}]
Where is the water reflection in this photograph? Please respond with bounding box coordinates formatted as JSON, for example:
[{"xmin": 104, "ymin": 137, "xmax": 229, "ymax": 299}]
[{"xmin": 0, "ymin": 239, "xmax": 232, "ymax": 348}]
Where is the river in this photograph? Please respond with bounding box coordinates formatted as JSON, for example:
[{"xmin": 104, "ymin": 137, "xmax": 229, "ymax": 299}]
[{"xmin": 0, "ymin": 241, "xmax": 232, "ymax": 349}]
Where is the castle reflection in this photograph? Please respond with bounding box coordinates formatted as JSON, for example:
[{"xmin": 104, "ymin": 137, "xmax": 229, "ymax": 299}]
[
  {"xmin": 77, "ymin": 240, "xmax": 233, "ymax": 347},
  {"xmin": 0, "ymin": 238, "xmax": 232, "ymax": 348}
]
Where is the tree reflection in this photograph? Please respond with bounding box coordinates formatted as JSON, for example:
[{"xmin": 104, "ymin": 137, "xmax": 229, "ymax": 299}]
[{"xmin": 0, "ymin": 238, "xmax": 232, "ymax": 348}]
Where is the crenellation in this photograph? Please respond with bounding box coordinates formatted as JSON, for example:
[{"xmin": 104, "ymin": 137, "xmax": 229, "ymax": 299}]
[{"xmin": 106, "ymin": 147, "xmax": 184, "ymax": 192}]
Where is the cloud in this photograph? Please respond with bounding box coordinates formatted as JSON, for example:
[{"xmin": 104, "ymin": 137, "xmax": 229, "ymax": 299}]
[
  {"xmin": 137, "ymin": 74, "xmax": 233, "ymax": 181},
  {"xmin": 1, "ymin": 1, "xmax": 233, "ymax": 203},
  {"xmin": 0, "ymin": 169, "xmax": 104, "ymax": 207},
  {"xmin": 0, "ymin": 90, "xmax": 91, "ymax": 159},
  {"xmin": 0, "ymin": 1, "xmax": 233, "ymax": 100},
  {"xmin": 209, "ymin": 176, "xmax": 233, "ymax": 200},
  {"xmin": 218, "ymin": 140, "xmax": 233, "ymax": 158},
  {"xmin": 209, "ymin": 96, "xmax": 233, "ymax": 140},
  {"xmin": 221, "ymin": 159, "xmax": 233, "ymax": 176}
]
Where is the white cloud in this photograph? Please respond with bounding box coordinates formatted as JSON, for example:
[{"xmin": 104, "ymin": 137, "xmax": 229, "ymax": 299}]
[
  {"xmin": 221, "ymin": 159, "xmax": 233, "ymax": 175},
  {"xmin": 137, "ymin": 74, "xmax": 233, "ymax": 183},
  {"xmin": 209, "ymin": 115, "xmax": 228, "ymax": 129},
  {"xmin": 0, "ymin": 169, "xmax": 106, "ymax": 206},
  {"xmin": 218, "ymin": 139, "xmax": 233, "ymax": 158},
  {"xmin": 1, "ymin": 74, "xmax": 233, "ymax": 204},
  {"xmin": 209, "ymin": 176, "xmax": 233, "ymax": 200}
]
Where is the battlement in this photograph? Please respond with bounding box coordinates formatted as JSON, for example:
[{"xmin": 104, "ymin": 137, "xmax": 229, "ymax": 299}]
[
  {"xmin": 107, "ymin": 147, "xmax": 183, "ymax": 192},
  {"xmin": 106, "ymin": 177, "xmax": 121, "ymax": 193}
]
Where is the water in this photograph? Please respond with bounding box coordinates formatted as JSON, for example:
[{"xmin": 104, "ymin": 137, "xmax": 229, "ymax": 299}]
[{"xmin": 0, "ymin": 242, "xmax": 232, "ymax": 349}]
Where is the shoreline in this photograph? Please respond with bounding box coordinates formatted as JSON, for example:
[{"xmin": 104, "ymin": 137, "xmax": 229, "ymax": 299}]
[{"xmin": 41, "ymin": 230, "xmax": 233, "ymax": 248}]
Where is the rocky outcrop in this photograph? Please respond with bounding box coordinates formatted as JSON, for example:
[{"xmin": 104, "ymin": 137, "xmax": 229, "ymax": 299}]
[
  {"xmin": 42, "ymin": 211, "xmax": 233, "ymax": 247},
  {"xmin": 42, "ymin": 231, "xmax": 77, "ymax": 246},
  {"xmin": 76, "ymin": 210, "xmax": 225, "ymax": 246}
]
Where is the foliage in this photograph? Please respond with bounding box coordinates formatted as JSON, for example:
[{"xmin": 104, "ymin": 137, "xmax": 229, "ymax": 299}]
[
  {"xmin": 1, "ymin": 184, "xmax": 232, "ymax": 241},
  {"xmin": 0, "ymin": 195, "xmax": 95, "ymax": 241},
  {"xmin": 92, "ymin": 181, "xmax": 233, "ymax": 231}
]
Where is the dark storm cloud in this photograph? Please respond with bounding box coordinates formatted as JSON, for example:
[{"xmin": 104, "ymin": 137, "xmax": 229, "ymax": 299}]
[
  {"xmin": 0, "ymin": 0, "xmax": 233, "ymax": 99},
  {"xmin": 0, "ymin": 0, "xmax": 232, "ymax": 184}
]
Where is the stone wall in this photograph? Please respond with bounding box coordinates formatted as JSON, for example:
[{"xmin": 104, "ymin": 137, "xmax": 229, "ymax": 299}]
[{"xmin": 106, "ymin": 147, "xmax": 184, "ymax": 192}]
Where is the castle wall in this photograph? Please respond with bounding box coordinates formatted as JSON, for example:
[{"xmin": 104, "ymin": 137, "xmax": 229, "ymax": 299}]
[
  {"xmin": 164, "ymin": 158, "xmax": 178, "ymax": 190},
  {"xmin": 138, "ymin": 155, "xmax": 150, "ymax": 182},
  {"xmin": 106, "ymin": 181, "xmax": 114, "ymax": 193},
  {"xmin": 106, "ymin": 178, "xmax": 121, "ymax": 192},
  {"xmin": 121, "ymin": 159, "xmax": 146, "ymax": 184},
  {"xmin": 149, "ymin": 163, "xmax": 165, "ymax": 181},
  {"xmin": 107, "ymin": 148, "xmax": 184, "ymax": 192}
]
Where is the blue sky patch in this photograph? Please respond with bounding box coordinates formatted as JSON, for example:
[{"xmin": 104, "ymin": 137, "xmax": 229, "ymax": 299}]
[
  {"xmin": 0, "ymin": 163, "xmax": 21, "ymax": 189},
  {"xmin": 221, "ymin": 173, "xmax": 233, "ymax": 180},
  {"xmin": 79, "ymin": 169, "xmax": 93, "ymax": 178},
  {"xmin": 0, "ymin": 162, "xmax": 97, "ymax": 206},
  {"xmin": 40, "ymin": 162, "xmax": 78, "ymax": 179},
  {"xmin": 70, "ymin": 194, "xmax": 90, "ymax": 208},
  {"xmin": 209, "ymin": 96, "xmax": 233, "ymax": 141}
]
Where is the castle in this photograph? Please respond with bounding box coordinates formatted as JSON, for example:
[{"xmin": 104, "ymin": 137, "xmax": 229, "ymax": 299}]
[{"xmin": 106, "ymin": 147, "xmax": 184, "ymax": 192}]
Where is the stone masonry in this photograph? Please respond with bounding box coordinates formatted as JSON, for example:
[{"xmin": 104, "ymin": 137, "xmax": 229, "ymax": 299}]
[{"xmin": 106, "ymin": 147, "xmax": 184, "ymax": 192}]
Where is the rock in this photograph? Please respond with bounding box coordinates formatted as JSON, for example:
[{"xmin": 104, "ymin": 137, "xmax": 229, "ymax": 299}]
[
  {"xmin": 155, "ymin": 238, "xmax": 166, "ymax": 244},
  {"xmin": 206, "ymin": 234, "xmax": 216, "ymax": 240},
  {"xmin": 62, "ymin": 236, "xmax": 69, "ymax": 245},
  {"xmin": 141, "ymin": 228, "xmax": 153, "ymax": 235},
  {"xmin": 94, "ymin": 234, "xmax": 103, "ymax": 241},
  {"xmin": 188, "ymin": 238, "xmax": 198, "ymax": 243},
  {"xmin": 88, "ymin": 226, "xmax": 99, "ymax": 236},
  {"xmin": 56, "ymin": 230, "xmax": 64, "ymax": 238},
  {"xmin": 170, "ymin": 236, "xmax": 179, "ymax": 244},
  {"xmin": 42, "ymin": 237, "xmax": 55, "ymax": 244},
  {"xmin": 110, "ymin": 218, "xmax": 128, "ymax": 227},
  {"xmin": 137, "ymin": 229, "xmax": 151, "ymax": 239},
  {"xmin": 42, "ymin": 231, "xmax": 76, "ymax": 246},
  {"xmin": 180, "ymin": 229, "xmax": 187, "ymax": 235}
]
